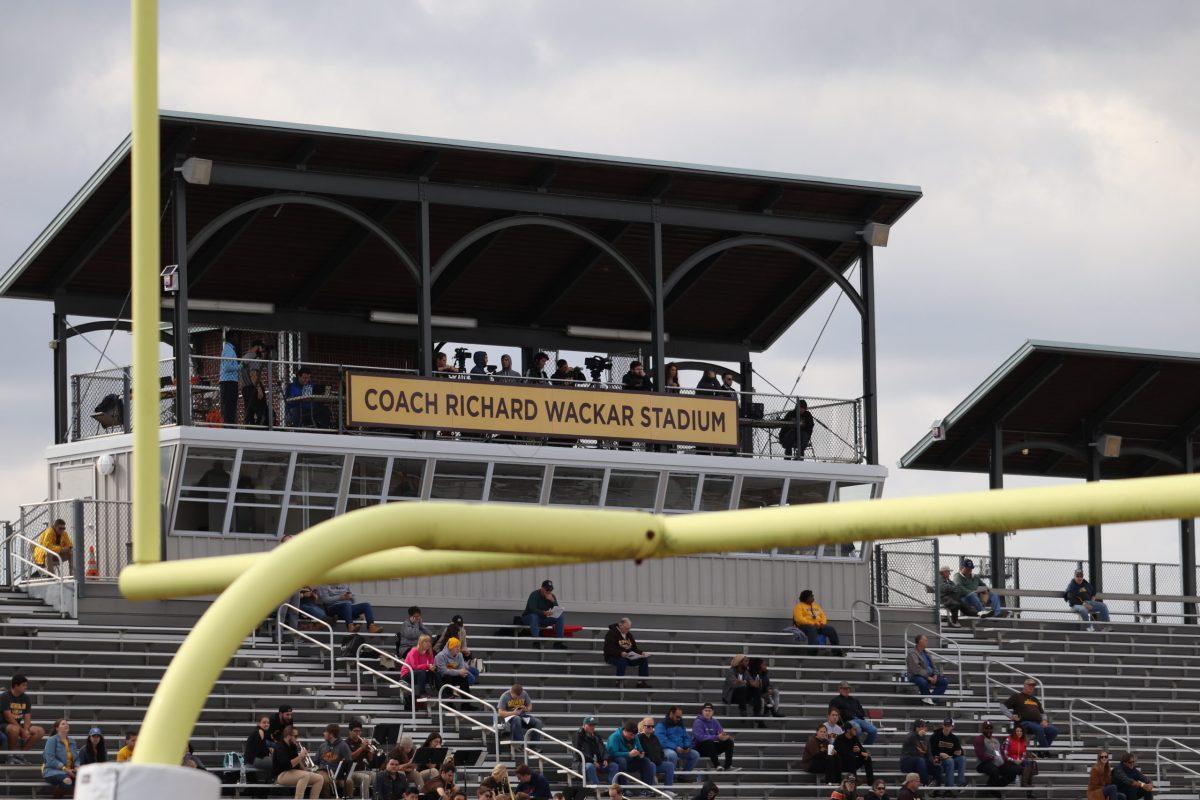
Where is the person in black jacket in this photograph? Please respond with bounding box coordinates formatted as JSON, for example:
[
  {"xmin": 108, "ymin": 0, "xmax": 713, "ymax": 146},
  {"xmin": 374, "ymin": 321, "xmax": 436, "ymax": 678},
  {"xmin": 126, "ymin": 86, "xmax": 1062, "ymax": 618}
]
[
  {"xmin": 899, "ymin": 720, "xmax": 934, "ymax": 785},
  {"xmin": 829, "ymin": 682, "xmax": 877, "ymax": 744},
  {"xmin": 621, "ymin": 362, "xmax": 653, "ymax": 391},
  {"xmin": 574, "ymin": 716, "xmax": 617, "ymax": 786},
  {"xmin": 515, "ymin": 764, "xmax": 553, "ymax": 799},
  {"xmin": 525, "ymin": 352, "xmax": 551, "ymax": 384},
  {"xmin": 1065, "ymin": 569, "xmax": 1111, "ymax": 630},
  {"xmin": 637, "ymin": 717, "xmax": 673, "ymax": 788},
  {"xmin": 603, "ymin": 618, "xmax": 650, "ymax": 685},
  {"xmin": 1112, "ymin": 752, "xmax": 1154, "ymax": 800},
  {"xmin": 779, "ymin": 400, "xmax": 815, "ymax": 460},
  {"xmin": 374, "ymin": 757, "xmax": 409, "ymax": 800},
  {"xmin": 695, "ymin": 370, "xmax": 722, "ymax": 396},
  {"xmin": 832, "ymin": 724, "xmax": 875, "ymax": 783},
  {"xmin": 929, "ymin": 717, "xmax": 966, "ymax": 787},
  {"xmin": 272, "ymin": 725, "xmax": 325, "ymax": 799},
  {"xmin": 244, "ymin": 715, "xmax": 275, "ymax": 785}
]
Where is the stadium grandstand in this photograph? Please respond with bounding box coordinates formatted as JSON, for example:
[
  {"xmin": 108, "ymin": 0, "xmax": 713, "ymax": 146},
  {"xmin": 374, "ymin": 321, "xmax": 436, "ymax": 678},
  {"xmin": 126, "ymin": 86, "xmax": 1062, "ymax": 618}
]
[{"xmin": 1, "ymin": 113, "xmax": 1196, "ymax": 799}]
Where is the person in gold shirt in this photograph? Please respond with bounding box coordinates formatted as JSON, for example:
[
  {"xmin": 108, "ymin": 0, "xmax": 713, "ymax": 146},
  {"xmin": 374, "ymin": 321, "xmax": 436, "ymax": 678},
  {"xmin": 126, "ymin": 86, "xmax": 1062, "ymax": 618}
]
[
  {"xmin": 791, "ymin": 589, "xmax": 844, "ymax": 656},
  {"xmin": 32, "ymin": 519, "xmax": 73, "ymax": 575},
  {"xmin": 116, "ymin": 730, "xmax": 137, "ymax": 762}
]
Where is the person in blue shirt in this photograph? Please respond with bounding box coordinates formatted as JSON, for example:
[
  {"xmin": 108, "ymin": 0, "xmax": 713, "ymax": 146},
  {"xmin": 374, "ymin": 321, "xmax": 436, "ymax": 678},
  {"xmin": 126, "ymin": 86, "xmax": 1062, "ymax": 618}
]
[
  {"xmin": 1064, "ymin": 570, "xmax": 1111, "ymax": 630},
  {"xmin": 514, "ymin": 764, "xmax": 552, "ymax": 799},
  {"xmin": 655, "ymin": 705, "xmax": 701, "ymax": 778},
  {"xmin": 285, "ymin": 367, "xmax": 331, "ymax": 428},
  {"xmin": 606, "ymin": 721, "xmax": 656, "ymax": 786},
  {"xmin": 219, "ymin": 331, "xmax": 242, "ymax": 425}
]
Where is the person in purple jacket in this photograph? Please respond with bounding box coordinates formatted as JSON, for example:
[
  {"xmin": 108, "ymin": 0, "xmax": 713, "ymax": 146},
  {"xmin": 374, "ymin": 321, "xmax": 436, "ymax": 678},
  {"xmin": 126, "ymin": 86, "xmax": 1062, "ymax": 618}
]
[{"xmin": 692, "ymin": 702, "xmax": 735, "ymax": 771}]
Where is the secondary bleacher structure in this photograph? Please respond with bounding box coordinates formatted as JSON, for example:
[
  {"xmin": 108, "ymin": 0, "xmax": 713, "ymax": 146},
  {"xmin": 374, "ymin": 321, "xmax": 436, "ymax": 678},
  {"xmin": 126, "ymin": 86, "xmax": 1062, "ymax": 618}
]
[{"xmin": 1, "ymin": 587, "xmax": 1198, "ymax": 799}]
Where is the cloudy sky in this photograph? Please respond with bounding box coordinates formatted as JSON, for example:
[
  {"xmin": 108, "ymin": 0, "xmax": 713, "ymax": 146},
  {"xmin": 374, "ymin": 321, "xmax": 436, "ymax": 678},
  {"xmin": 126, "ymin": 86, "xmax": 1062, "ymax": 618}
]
[{"xmin": 2, "ymin": 1, "xmax": 1198, "ymax": 568}]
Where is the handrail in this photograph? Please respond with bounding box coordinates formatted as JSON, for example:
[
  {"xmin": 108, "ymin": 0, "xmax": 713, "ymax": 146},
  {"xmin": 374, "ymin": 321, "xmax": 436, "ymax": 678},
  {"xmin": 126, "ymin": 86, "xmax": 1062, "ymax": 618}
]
[
  {"xmin": 523, "ymin": 728, "xmax": 585, "ymax": 786},
  {"xmin": 4, "ymin": 530, "xmax": 75, "ymax": 619},
  {"xmin": 850, "ymin": 600, "xmax": 883, "ymax": 659},
  {"xmin": 904, "ymin": 623, "xmax": 963, "ymax": 693},
  {"xmin": 355, "ymin": 641, "xmax": 416, "ymax": 722},
  {"xmin": 275, "ymin": 602, "xmax": 335, "ymax": 686},
  {"xmin": 984, "ymin": 661, "xmax": 1046, "ymax": 712},
  {"xmin": 1068, "ymin": 698, "xmax": 1130, "ymax": 750},
  {"xmin": 1156, "ymin": 736, "xmax": 1200, "ymax": 784},
  {"xmin": 612, "ymin": 771, "xmax": 672, "ymax": 799},
  {"xmin": 436, "ymin": 683, "xmax": 501, "ymax": 762}
]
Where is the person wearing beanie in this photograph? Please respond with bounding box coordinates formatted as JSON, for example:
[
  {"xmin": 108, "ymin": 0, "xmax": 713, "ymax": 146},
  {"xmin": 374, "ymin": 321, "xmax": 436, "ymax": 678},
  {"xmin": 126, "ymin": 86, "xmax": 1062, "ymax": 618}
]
[{"xmin": 435, "ymin": 637, "xmax": 474, "ymax": 692}]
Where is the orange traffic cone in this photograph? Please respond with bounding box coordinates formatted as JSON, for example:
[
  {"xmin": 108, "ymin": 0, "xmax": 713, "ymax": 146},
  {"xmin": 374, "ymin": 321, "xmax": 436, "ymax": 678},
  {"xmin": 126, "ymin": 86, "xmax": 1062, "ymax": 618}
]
[{"xmin": 85, "ymin": 546, "xmax": 99, "ymax": 580}]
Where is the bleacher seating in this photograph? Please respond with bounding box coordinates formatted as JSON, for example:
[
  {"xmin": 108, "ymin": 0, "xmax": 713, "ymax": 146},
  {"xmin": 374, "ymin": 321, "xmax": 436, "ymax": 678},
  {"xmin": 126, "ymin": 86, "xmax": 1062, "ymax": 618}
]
[{"xmin": 1, "ymin": 586, "xmax": 1198, "ymax": 798}]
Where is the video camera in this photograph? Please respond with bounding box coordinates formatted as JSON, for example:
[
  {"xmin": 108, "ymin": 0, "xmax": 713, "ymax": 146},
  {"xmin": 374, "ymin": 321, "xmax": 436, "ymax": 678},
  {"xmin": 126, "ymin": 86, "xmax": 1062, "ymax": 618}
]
[
  {"xmin": 584, "ymin": 355, "xmax": 612, "ymax": 382},
  {"xmin": 453, "ymin": 347, "xmax": 471, "ymax": 371}
]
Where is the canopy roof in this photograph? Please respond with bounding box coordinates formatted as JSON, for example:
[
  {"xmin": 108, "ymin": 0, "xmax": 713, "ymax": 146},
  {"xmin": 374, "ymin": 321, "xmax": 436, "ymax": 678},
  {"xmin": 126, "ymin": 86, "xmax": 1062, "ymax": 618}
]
[
  {"xmin": 3, "ymin": 111, "xmax": 920, "ymax": 354},
  {"xmin": 900, "ymin": 340, "xmax": 1200, "ymax": 480}
]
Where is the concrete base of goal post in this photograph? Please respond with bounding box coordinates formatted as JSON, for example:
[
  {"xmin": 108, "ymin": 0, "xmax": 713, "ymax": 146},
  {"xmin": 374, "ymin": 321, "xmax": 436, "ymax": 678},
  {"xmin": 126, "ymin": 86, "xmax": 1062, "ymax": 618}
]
[{"xmin": 76, "ymin": 762, "xmax": 220, "ymax": 800}]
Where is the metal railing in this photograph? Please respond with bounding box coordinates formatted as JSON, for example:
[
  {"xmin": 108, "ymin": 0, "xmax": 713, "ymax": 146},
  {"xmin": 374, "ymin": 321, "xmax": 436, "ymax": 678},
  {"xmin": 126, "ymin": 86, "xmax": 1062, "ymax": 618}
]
[
  {"xmin": 275, "ymin": 602, "xmax": 335, "ymax": 686},
  {"xmin": 0, "ymin": 529, "xmax": 76, "ymax": 619},
  {"xmin": 612, "ymin": 771, "xmax": 673, "ymax": 799},
  {"xmin": 984, "ymin": 661, "xmax": 1046, "ymax": 711},
  {"xmin": 850, "ymin": 600, "xmax": 884, "ymax": 659},
  {"xmin": 905, "ymin": 623, "xmax": 963, "ymax": 693},
  {"xmin": 436, "ymin": 683, "xmax": 501, "ymax": 762},
  {"xmin": 1156, "ymin": 736, "xmax": 1200, "ymax": 785},
  {"xmin": 1068, "ymin": 698, "xmax": 1130, "ymax": 750},
  {"xmin": 523, "ymin": 728, "xmax": 585, "ymax": 787},
  {"xmin": 354, "ymin": 641, "xmax": 416, "ymax": 722}
]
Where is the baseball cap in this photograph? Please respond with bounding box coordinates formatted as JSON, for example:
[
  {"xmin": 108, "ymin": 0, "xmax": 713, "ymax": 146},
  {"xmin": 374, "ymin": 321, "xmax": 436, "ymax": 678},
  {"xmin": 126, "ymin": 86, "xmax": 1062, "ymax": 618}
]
[
  {"xmin": 961, "ymin": 558, "xmax": 975, "ymax": 569},
  {"xmin": 451, "ymin": 614, "xmax": 464, "ymax": 624},
  {"xmin": 838, "ymin": 681, "xmax": 852, "ymax": 690},
  {"xmin": 942, "ymin": 716, "xmax": 954, "ymax": 726},
  {"xmin": 88, "ymin": 726, "xmax": 103, "ymax": 736},
  {"xmin": 904, "ymin": 773, "xmax": 920, "ymax": 784},
  {"xmin": 583, "ymin": 716, "xmax": 599, "ymax": 726},
  {"xmin": 1074, "ymin": 569, "xmax": 1084, "ymax": 576},
  {"xmin": 701, "ymin": 702, "xmax": 714, "ymax": 711},
  {"xmin": 913, "ymin": 719, "xmax": 928, "ymax": 730},
  {"xmin": 541, "ymin": 579, "xmax": 554, "ymax": 591}
]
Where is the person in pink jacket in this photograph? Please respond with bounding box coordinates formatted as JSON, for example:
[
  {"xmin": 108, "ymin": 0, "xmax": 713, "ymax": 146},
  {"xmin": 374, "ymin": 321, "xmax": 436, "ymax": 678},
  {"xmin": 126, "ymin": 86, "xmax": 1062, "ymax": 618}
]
[{"xmin": 400, "ymin": 634, "xmax": 437, "ymax": 698}]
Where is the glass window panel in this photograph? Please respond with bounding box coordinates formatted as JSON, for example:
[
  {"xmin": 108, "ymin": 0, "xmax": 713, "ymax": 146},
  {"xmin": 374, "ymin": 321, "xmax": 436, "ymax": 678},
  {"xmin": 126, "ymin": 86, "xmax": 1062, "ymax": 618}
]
[
  {"xmin": 488, "ymin": 463, "xmax": 545, "ymax": 504},
  {"xmin": 237, "ymin": 450, "xmax": 290, "ymax": 493},
  {"xmin": 174, "ymin": 500, "xmax": 226, "ymax": 533},
  {"xmin": 284, "ymin": 506, "xmax": 335, "ymax": 535},
  {"xmin": 387, "ymin": 459, "xmax": 425, "ymax": 499},
  {"xmin": 429, "ymin": 460, "xmax": 487, "ymax": 501},
  {"xmin": 179, "ymin": 447, "xmax": 236, "ymax": 498},
  {"xmin": 347, "ymin": 456, "xmax": 387, "ymax": 499},
  {"xmin": 291, "ymin": 453, "xmax": 344, "ymax": 496},
  {"xmin": 230, "ymin": 503, "xmax": 281, "ymax": 536},
  {"xmin": 160, "ymin": 444, "xmax": 177, "ymax": 504},
  {"xmin": 346, "ymin": 496, "xmax": 380, "ymax": 512},
  {"xmin": 738, "ymin": 476, "xmax": 784, "ymax": 509},
  {"xmin": 699, "ymin": 474, "xmax": 735, "ymax": 511},
  {"xmin": 779, "ymin": 479, "xmax": 831, "ymax": 556},
  {"xmin": 604, "ymin": 470, "xmax": 660, "ymax": 509},
  {"xmin": 664, "ymin": 473, "xmax": 699, "ymax": 511},
  {"xmin": 548, "ymin": 467, "xmax": 603, "ymax": 506}
]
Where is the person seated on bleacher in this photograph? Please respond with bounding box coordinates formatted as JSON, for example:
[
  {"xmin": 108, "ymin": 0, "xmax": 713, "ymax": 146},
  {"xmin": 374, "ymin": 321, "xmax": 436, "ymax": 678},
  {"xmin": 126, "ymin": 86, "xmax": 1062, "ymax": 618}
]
[
  {"xmin": 1003, "ymin": 724, "xmax": 1038, "ymax": 790},
  {"xmin": 656, "ymin": 705, "xmax": 702, "ymax": 780},
  {"xmin": 790, "ymin": 590, "xmax": 845, "ymax": 657},
  {"xmin": 77, "ymin": 726, "xmax": 108, "ymax": 766},
  {"xmin": 41, "ymin": 718, "xmax": 76, "ymax": 799},
  {"xmin": 32, "ymin": 518, "xmax": 73, "ymax": 576},
  {"xmin": 973, "ymin": 721, "xmax": 1018, "ymax": 788},
  {"xmin": 829, "ymin": 681, "xmax": 876, "ymax": 744},
  {"xmin": 1088, "ymin": 749, "xmax": 1121, "ymax": 800},
  {"xmin": 574, "ymin": 716, "xmax": 618, "ymax": 786},
  {"xmin": 294, "ymin": 586, "xmax": 331, "ymax": 626},
  {"xmin": 747, "ymin": 657, "xmax": 782, "ymax": 718},
  {"xmin": 497, "ymin": 682, "xmax": 543, "ymax": 743},
  {"xmin": 272, "ymin": 724, "xmax": 325, "ymax": 799},
  {"xmin": 929, "ymin": 716, "xmax": 965, "ymax": 788},
  {"xmin": 268, "ymin": 706, "xmax": 293, "ymax": 744},
  {"xmin": 348, "ymin": 720, "xmax": 382, "ymax": 797},
  {"xmin": 388, "ymin": 735, "xmax": 420, "ymax": 783},
  {"xmin": 244, "ymin": 716, "xmax": 275, "ymax": 783},
  {"xmin": 829, "ymin": 774, "xmax": 859, "ymax": 800},
  {"xmin": 1002, "ymin": 678, "xmax": 1058, "ymax": 754},
  {"xmin": 2, "ymin": 673, "xmax": 45, "ymax": 762},
  {"xmin": 953, "ymin": 559, "xmax": 1003, "ymax": 617},
  {"xmin": 897, "ymin": 772, "xmax": 924, "ymax": 800},
  {"xmin": 637, "ymin": 717, "xmax": 676, "ymax": 788},
  {"xmin": 400, "ymin": 635, "xmax": 438, "ymax": 699},
  {"xmin": 398, "ymin": 606, "xmax": 433, "ymax": 656},
  {"xmin": 693, "ymin": 703, "xmax": 735, "ymax": 772},
  {"xmin": 1112, "ymin": 752, "xmax": 1154, "ymax": 800},
  {"xmin": 801, "ymin": 725, "xmax": 838, "ymax": 784},
  {"xmin": 937, "ymin": 566, "xmax": 974, "ymax": 627},
  {"xmin": 515, "ymin": 763, "xmax": 553, "ymax": 799},
  {"xmin": 523, "ymin": 579, "xmax": 567, "ymax": 647},
  {"xmin": 375, "ymin": 757, "xmax": 410, "ymax": 800},
  {"xmin": 434, "ymin": 637, "xmax": 475, "ymax": 692},
  {"xmin": 898, "ymin": 719, "xmax": 934, "ymax": 785},
  {"xmin": 116, "ymin": 730, "xmax": 137, "ymax": 761},
  {"xmin": 317, "ymin": 723, "xmax": 353, "ymax": 796},
  {"xmin": 722, "ymin": 654, "xmax": 764, "ymax": 723},
  {"xmin": 421, "ymin": 762, "xmax": 458, "ymax": 800},
  {"xmin": 822, "ymin": 708, "xmax": 844, "ymax": 739},
  {"xmin": 604, "ymin": 618, "xmax": 650, "ymax": 687},
  {"xmin": 435, "ymin": 614, "xmax": 474, "ymax": 660},
  {"xmin": 905, "ymin": 635, "xmax": 948, "ymax": 705},
  {"xmin": 1065, "ymin": 569, "xmax": 1112, "ymax": 631},
  {"xmin": 479, "ymin": 764, "xmax": 511, "ymax": 796},
  {"xmin": 868, "ymin": 778, "xmax": 890, "ymax": 800},
  {"xmin": 832, "ymin": 723, "xmax": 875, "ymax": 784},
  {"xmin": 606, "ymin": 720, "xmax": 657, "ymax": 786},
  {"xmin": 317, "ymin": 583, "xmax": 381, "ymax": 634},
  {"xmin": 284, "ymin": 367, "xmax": 332, "ymax": 429}
]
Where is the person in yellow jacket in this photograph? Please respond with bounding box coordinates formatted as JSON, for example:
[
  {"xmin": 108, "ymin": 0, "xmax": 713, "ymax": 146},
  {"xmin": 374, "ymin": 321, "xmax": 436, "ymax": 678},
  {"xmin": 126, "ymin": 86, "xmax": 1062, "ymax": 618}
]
[
  {"xmin": 791, "ymin": 589, "xmax": 844, "ymax": 656},
  {"xmin": 32, "ymin": 519, "xmax": 73, "ymax": 575}
]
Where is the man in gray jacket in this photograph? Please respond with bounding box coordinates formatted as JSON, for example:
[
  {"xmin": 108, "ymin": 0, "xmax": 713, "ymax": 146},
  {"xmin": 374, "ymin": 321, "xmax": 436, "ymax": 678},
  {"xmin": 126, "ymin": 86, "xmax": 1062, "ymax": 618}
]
[
  {"xmin": 396, "ymin": 606, "xmax": 431, "ymax": 656},
  {"xmin": 316, "ymin": 723, "xmax": 353, "ymax": 795},
  {"xmin": 906, "ymin": 634, "xmax": 948, "ymax": 705},
  {"xmin": 317, "ymin": 584, "xmax": 380, "ymax": 633}
]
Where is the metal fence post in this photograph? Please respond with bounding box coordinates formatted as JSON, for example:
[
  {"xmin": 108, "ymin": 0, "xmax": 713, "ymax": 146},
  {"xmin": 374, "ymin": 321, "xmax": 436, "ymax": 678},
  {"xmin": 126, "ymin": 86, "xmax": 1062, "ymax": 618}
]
[
  {"xmin": 1150, "ymin": 565, "xmax": 1158, "ymax": 622},
  {"xmin": 874, "ymin": 544, "xmax": 887, "ymax": 605},
  {"xmin": 337, "ymin": 365, "xmax": 345, "ymax": 435},
  {"xmin": 2, "ymin": 521, "xmax": 10, "ymax": 587},
  {"xmin": 71, "ymin": 375, "xmax": 81, "ymax": 441},
  {"xmin": 932, "ymin": 537, "xmax": 942, "ymax": 627},
  {"xmin": 72, "ymin": 499, "xmax": 86, "ymax": 603},
  {"xmin": 266, "ymin": 361, "xmax": 275, "ymax": 431},
  {"xmin": 121, "ymin": 367, "xmax": 132, "ymax": 434},
  {"xmin": 1011, "ymin": 557, "xmax": 1021, "ymax": 613},
  {"xmin": 1133, "ymin": 565, "xmax": 1141, "ymax": 620}
]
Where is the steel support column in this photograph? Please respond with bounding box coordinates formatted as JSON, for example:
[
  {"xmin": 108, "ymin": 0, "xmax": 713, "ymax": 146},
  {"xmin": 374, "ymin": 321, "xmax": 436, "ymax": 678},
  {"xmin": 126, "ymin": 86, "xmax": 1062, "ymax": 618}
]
[
  {"xmin": 417, "ymin": 196, "xmax": 434, "ymax": 377},
  {"xmin": 989, "ymin": 423, "xmax": 1006, "ymax": 590},
  {"xmin": 859, "ymin": 244, "xmax": 879, "ymax": 464},
  {"xmin": 52, "ymin": 309, "xmax": 68, "ymax": 443},
  {"xmin": 739, "ymin": 361, "xmax": 754, "ymax": 454},
  {"xmin": 650, "ymin": 220, "xmax": 666, "ymax": 393},
  {"xmin": 1087, "ymin": 449, "xmax": 1104, "ymax": 591},
  {"xmin": 171, "ymin": 174, "xmax": 192, "ymax": 425},
  {"xmin": 1183, "ymin": 435, "xmax": 1197, "ymax": 623}
]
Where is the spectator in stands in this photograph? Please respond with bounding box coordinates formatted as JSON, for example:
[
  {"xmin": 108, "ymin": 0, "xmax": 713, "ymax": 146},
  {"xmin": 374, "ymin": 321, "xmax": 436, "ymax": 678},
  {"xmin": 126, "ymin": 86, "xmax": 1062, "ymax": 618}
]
[
  {"xmin": 973, "ymin": 721, "xmax": 1018, "ymax": 788},
  {"xmin": 748, "ymin": 658, "xmax": 782, "ymax": 718},
  {"xmin": 515, "ymin": 764, "xmax": 553, "ymax": 799},
  {"xmin": 77, "ymin": 726, "xmax": 107, "ymax": 766},
  {"xmin": 317, "ymin": 584, "xmax": 381, "ymax": 633},
  {"xmin": 318, "ymin": 723, "xmax": 353, "ymax": 796},
  {"xmin": 526, "ymin": 352, "xmax": 551, "ymax": 383},
  {"xmin": 607, "ymin": 720, "xmax": 657, "ymax": 786},
  {"xmin": 1002, "ymin": 678, "xmax": 1057, "ymax": 753},
  {"xmin": 220, "ymin": 330, "xmax": 242, "ymax": 424},
  {"xmin": 116, "ymin": 730, "xmax": 137, "ymax": 761},
  {"xmin": 637, "ymin": 717, "xmax": 675, "ymax": 788},
  {"xmin": 720, "ymin": 372, "xmax": 737, "ymax": 395},
  {"xmin": 929, "ymin": 716, "xmax": 965, "ymax": 788},
  {"xmin": 32, "ymin": 518, "xmax": 73, "ymax": 576},
  {"xmin": 376, "ymin": 757, "xmax": 409, "ymax": 800},
  {"xmin": 551, "ymin": 359, "xmax": 577, "ymax": 382},
  {"xmin": 2, "ymin": 674, "xmax": 44, "ymax": 763},
  {"xmin": 832, "ymin": 723, "xmax": 875, "ymax": 784},
  {"xmin": 244, "ymin": 715, "xmax": 275, "ymax": 783},
  {"xmin": 791, "ymin": 590, "xmax": 844, "ymax": 656},
  {"xmin": 937, "ymin": 566, "xmax": 974, "ymax": 627},
  {"xmin": 347, "ymin": 720, "xmax": 381, "ymax": 797},
  {"xmin": 574, "ymin": 716, "xmax": 617, "ymax": 786},
  {"xmin": 899, "ymin": 720, "xmax": 933, "ymax": 785},
  {"xmin": 398, "ymin": 607, "xmax": 432, "ymax": 656},
  {"xmin": 400, "ymin": 634, "xmax": 438, "ymax": 699},
  {"xmin": 1004, "ymin": 724, "xmax": 1037, "ymax": 790},
  {"xmin": 822, "ymin": 708, "xmax": 844, "ymax": 739},
  {"xmin": 42, "ymin": 718, "xmax": 76, "ymax": 798},
  {"xmin": 1088, "ymin": 750, "xmax": 1121, "ymax": 800},
  {"xmin": 695, "ymin": 369, "xmax": 722, "ymax": 396},
  {"xmin": 622, "ymin": 362, "xmax": 653, "ymax": 391},
  {"xmin": 523, "ymin": 579, "xmax": 566, "ymax": 646},
  {"xmin": 604, "ymin": 618, "xmax": 650, "ymax": 687},
  {"xmin": 723, "ymin": 654, "xmax": 764, "ymax": 722},
  {"xmin": 285, "ymin": 367, "xmax": 331, "ymax": 428},
  {"xmin": 244, "ymin": 367, "xmax": 268, "ymax": 427},
  {"xmin": 295, "ymin": 586, "xmax": 331, "ymax": 626},
  {"xmin": 181, "ymin": 741, "xmax": 205, "ymax": 770},
  {"xmin": 830, "ymin": 774, "xmax": 858, "ymax": 800},
  {"xmin": 470, "ymin": 351, "xmax": 491, "ymax": 380},
  {"xmin": 693, "ymin": 703, "xmax": 735, "ymax": 771},
  {"xmin": 268, "ymin": 706, "xmax": 293, "ymax": 743},
  {"xmin": 954, "ymin": 559, "xmax": 1003, "ymax": 617},
  {"xmin": 869, "ymin": 778, "xmax": 890, "ymax": 800},
  {"xmin": 1112, "ymin": 752, "xmax": 1153, "ymax": 800},
  {"xmin": 664, "ymin": 363, "xmax": 681, "ymax": 392},
  {"xmin": 801, "ymin": 725, "xmax": 837, "ymax": 784},
  {"xmin": 387, "ymin": 735, "xmax": 419, "ymax": 783},
  {"xmin": 435, "ymin": 615, "xmax": 473, "ymax": 657},
  {"xmin": 693, "ymin": 782, "xmax": 719, "ymax": 800},
  {"xmin": 434, "ymin": 637, "xmax": 474, "ymax": 691},
  {"xmin": 830, "ymin": 681, "xmax": 877, "ymax": 744},
  {"xmin": 906, "ymin": 635, "xmax": 948, "ymax": 705},
  {"xmin": 656, "ymin": 705, "xmax": 701, "ymax": 780},
  {"xmin": 496, "ymin": 355, "xmax": 521, "ymax": 382},
  {"xmin": 434, "ymin": 352, "xmax": 459, "ymax": 376},
  {"xmin": 897, "ymin": 773, "xmax": 923, "ymax": 800},
  {"xmin": 1065, "ymin": 569, "xmax": 1112, "ymax": 631},
  {"xmin": 779, "ymin": 400, "xmax": 814, "ymax": 461},
  {"xmin": 498, "ymin": 682, "xmax": 543, "ymax": 743},
  {"xmin": 421, "ymin": 763, "xmax": 457, "ymax": 800}
]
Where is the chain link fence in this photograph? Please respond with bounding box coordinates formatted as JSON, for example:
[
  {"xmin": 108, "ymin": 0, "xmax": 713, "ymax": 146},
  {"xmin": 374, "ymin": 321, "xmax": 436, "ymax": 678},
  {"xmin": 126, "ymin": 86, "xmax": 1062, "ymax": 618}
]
[{"xmin": 6, "ymin": 499, "xmax": 132, "ymax": 584}]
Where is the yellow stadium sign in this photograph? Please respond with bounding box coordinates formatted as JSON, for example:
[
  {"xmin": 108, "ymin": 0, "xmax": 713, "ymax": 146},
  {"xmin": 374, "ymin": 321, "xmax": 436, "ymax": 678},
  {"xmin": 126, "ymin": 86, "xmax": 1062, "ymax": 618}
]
[{"xmin": 344, "ymin": 372, "xmax": 739, "ymax": 447}]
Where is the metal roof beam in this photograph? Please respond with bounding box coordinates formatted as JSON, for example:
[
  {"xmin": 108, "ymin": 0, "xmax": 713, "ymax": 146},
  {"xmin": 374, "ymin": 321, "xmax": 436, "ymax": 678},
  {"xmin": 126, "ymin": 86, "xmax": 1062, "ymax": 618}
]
[
  {"xmin": 287, "ymin": 200, "xmax": 404, "ymax": 307},
  {"xmin": 528, "ymin": 222, "xmax": 631, "ymax": 325},
  {"xmin": 187, "ymin": 207, "xmax": 263, "ymax": 289},
  {"xmin": 430, "ymin": 229, "xmax": 503, "ymax": 304},
  {"xmin": 289, "ymin": 137, "xmax": 319, "ymax": 169},
  {"xmin": 644, "ymin": 173, "xmax": 672, "ymax": 202},
  {"xmin": 664, "ymin": 251, "xmax": 725, "ymax": 310},
  {"xmin": 750, "ymin": 185, "xmax": 785, "ymax": 213},
  {"xmin": 1084, "ymin": 362, "xmax": 1161, "ymax": 435},
  {"xmin": 408, "ymin": 150, "xmax": 440, "ymax": 179},
  {"xmin": 529, "ymin": 162, "xmax": 557, "ymax": 192},
  {"xmin": 1138, "ymin": 405, "xmax": 1200, "ymax": 477}
]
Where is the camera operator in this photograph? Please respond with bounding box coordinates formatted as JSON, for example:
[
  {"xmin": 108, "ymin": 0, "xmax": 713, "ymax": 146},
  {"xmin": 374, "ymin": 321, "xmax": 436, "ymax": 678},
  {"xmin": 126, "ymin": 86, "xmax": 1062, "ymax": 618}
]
[
  {"xmin": 496, "ymin": 354, "xmax": 521, "ymax": 383},
  {"xmin": 621, "ymin": 361, "xmax": 653, "ymax": 392},
  {"xmin": 525, "ymin": 352, "xmax": 550, "ymax": 384},
  {"xmin": 469, "ymin": 351, "xmax": 492, "ymax": 381},
  {"xmin": 434, "ymin": 352, "xmax": 461, "ymax": 377},
  {"xmin": 552, "ymin": 359, "xmax": 585, "ymax": 383}
]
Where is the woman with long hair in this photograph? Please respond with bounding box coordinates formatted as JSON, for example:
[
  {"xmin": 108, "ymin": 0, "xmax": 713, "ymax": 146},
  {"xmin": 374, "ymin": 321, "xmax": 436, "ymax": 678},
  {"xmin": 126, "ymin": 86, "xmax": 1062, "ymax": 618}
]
[
  {"xmin": 1003, "ymin": 724, "xmax": 1037, "ymax": 789},
  {"xmin": 402, "ymin": 634, "xmax": 438, "ymax": 700},
  {"xmin": 76, "ymin": 726, "xmax": 107, "ymax": 766},
  {"xmin": 747, "ymin": 656, "xmax": 783, "ymax": 717},
  {"xmin": 664, "ymin": 363, "xmax": 681, "ymax": 392},
  {"xmin": 41, "ymin": 719, "xmax": 76, "ymax": 798},
  {"xmin": 691, "ymin": 782, "xmax": 718, "ymax": 800},
  {"xmin": 1087, "ymin": 750, "xmax": 1122, "ymax": 800}
]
